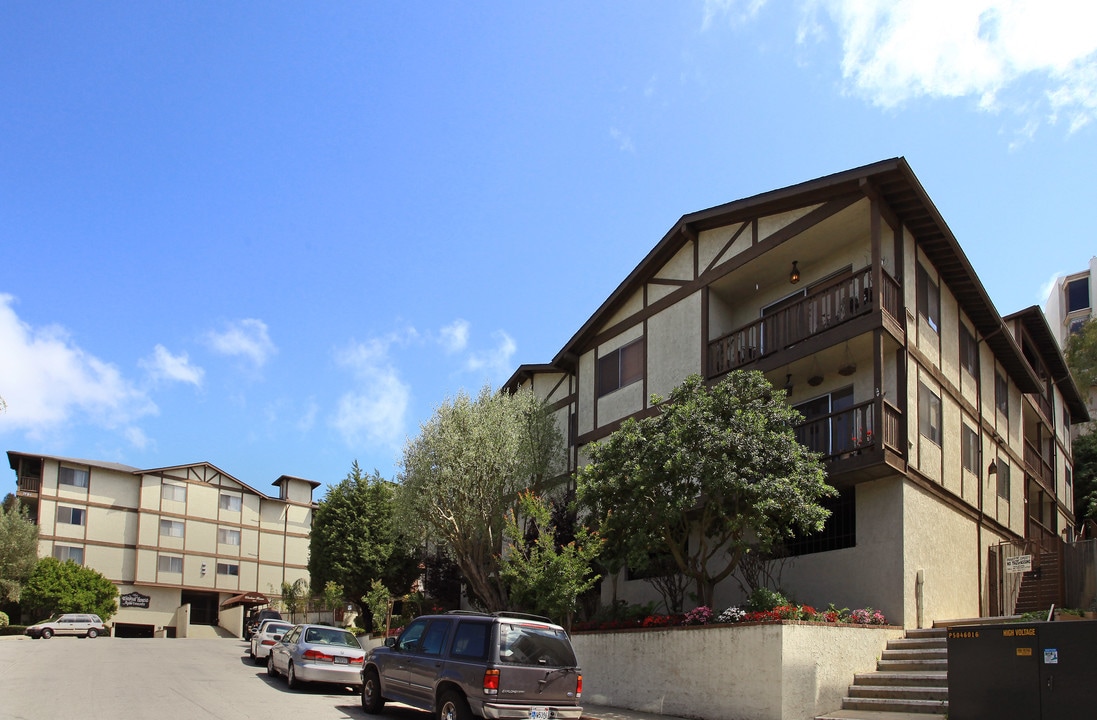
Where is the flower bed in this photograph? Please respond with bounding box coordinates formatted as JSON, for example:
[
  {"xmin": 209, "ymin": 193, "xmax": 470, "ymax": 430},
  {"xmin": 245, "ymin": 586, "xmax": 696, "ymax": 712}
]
[{"xmin": 573, "ymin": 603, "xmax": 887, "ymax": 632}]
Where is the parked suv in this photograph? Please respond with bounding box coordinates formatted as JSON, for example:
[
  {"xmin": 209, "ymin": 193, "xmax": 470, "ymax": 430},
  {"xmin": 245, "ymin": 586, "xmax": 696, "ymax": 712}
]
[
  {"xmin": 25, "ymin": 613, "xmax": 107, "ymax": 639},
  {"xmin": 245, "ymin": 608, "xmax": 282, "ymax": 640},
  {"xmin": 361, "ymin": 611, "xmax": 582, "ymax": 720}
]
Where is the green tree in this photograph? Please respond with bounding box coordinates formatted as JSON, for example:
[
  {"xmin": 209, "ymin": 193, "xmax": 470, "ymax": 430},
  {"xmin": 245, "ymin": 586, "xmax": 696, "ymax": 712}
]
[
  {"xmin": 21, "ymin": 557, "xmax": 118, "ymax": 620},
  {"xmin": 0, "ymin": 502, "xmax": 39, "ymax": 603},
  {"xmin": 1073, "ymin": 430, "xmax": 1097, "ymax": 528},
  {"xmin": 499, "ymin": 492, "xmax": 603, "ymax": 627},
  {"xmin": 1065, "ymin": 318, "xmax": 1097, "ymax": 394},
  {"xmin": 280, "ymin": 578, "xmax": 307, "ymax": 622},
  {"xmin": 578, "ymin": 371, "xmax": 833, "ymax": 609},
  {"xmin": 309, "ymin": 462, "xmax": 420, "ymax": 618},
  {"xmin": 398, "ymin": 385, "xmax": 564, "ymax": 611}
]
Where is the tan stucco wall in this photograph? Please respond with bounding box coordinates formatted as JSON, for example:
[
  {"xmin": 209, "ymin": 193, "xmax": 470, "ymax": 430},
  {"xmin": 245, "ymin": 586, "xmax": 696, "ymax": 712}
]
[
  {"xmin": 572, "ymin": 623, "xmax": 902, "ymax": 720},
  {"xmin": 902, "ymin": 482, "xmax": 980, "ymax": 626},
  {"xmin": 647, "ymin": 293, "xmax": 701, "ymax": 400}
]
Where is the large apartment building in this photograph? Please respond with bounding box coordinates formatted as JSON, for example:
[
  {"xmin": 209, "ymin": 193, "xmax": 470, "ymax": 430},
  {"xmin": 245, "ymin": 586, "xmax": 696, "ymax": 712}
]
[
  {"xmin": 8, "ymin": 451, "xmax": 316, "ymax": 637},
  {"xmin": 505, "ymin": 158, "xmax": 1088, "ymax": 627}
]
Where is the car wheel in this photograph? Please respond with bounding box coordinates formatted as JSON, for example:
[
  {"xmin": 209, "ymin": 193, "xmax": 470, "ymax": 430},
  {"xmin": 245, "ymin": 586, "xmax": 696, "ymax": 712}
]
[
  {"xmin": 286, "ymin": 661, "xmax": 302, "ymax": 690},
  {"xmin": 267, "ymin": 654, "xmax": 278, "ymax": 678},
  {"xmin": 361, "ymin": 669, "xmax": 385, "ymax": 714},
  {"xmin": 437, "ymin": 690, "xmax": 471, "ymax": 720},
  {"xmin": 41, "ymin": 628, "xmax": 53, "ymax": 640},
  {"xmin": 251, "ymin": 651, "xmax": 261, "ymax": 665},
  {"xmin": 87, "ymin": 629, "xmax": 98, "ymax": 639}
]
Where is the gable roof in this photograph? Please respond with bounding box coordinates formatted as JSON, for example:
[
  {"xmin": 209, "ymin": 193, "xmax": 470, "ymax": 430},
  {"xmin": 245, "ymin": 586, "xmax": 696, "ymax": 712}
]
[
  {"xmin": 1004, "ymin": 306, "xmax": 1091, "ymax": 423},
  {"xmin": 547, "ymin": 157, "xmax": 1041, "ymax": 393}
]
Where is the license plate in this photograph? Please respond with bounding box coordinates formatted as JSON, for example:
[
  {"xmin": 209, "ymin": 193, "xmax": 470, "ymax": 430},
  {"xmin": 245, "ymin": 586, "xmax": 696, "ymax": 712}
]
[
  {"xmin": 529, "ymin": 707, "xmax": 550, "ymax": 720},
  {"xmin": 334, "ymin": 656, "xmax": 349, "ymax": 665}
]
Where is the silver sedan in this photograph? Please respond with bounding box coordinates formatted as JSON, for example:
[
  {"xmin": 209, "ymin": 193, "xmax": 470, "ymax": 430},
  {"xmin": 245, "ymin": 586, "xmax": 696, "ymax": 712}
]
[{"xmin": 267, "ymin": 624, "xmax": 365, "ymax": 690}]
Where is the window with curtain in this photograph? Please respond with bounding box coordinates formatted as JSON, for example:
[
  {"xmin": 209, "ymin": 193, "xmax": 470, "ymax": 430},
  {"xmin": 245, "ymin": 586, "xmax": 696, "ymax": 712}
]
[{"xmin": 597, "ymin": 339, "xmax": 644, "ymax": 396}]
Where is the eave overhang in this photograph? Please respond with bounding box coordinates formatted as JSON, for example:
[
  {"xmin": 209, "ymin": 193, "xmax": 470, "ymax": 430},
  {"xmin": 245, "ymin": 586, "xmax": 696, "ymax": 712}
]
[{"xmin": 1004, "ymin": 306, "xmax": 1091, "ymax": 423}]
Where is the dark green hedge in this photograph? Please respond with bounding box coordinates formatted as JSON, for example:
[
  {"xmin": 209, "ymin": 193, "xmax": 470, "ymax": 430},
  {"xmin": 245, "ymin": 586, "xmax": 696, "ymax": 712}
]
[{"xmin": 0, "ymin": 626, "xmax": 28, "ymax": 636}]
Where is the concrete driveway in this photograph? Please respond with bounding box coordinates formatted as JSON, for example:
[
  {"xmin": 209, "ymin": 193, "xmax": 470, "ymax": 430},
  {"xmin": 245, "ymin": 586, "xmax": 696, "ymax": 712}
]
[{"xmin": 0, "ymin": 635, "xmax": 425, "ymax": 720}]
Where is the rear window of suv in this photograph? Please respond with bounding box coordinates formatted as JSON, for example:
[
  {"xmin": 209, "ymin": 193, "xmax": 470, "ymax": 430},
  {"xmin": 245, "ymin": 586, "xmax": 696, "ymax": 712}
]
[
  {"xmin": 450, "ymin": 621, "xmax": 490, "ymax": 660},
  {"xmin": 497, "ymin": 622, "xmax": 577, "ymax": 667}
]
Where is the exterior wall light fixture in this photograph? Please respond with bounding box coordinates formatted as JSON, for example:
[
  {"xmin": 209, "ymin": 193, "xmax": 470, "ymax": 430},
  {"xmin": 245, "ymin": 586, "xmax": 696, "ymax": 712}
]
[
  {"xmin": 988, "ymin": 459, "xmax": 998, "ymax": 475},
  {"xmin": 790, "ymin": 261, "xmax": 801, "ymax": 284}
]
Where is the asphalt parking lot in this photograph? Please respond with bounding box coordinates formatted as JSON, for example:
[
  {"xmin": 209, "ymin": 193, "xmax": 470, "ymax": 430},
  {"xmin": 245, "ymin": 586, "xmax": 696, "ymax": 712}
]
[{"xmin": 0, "ymin": 636, "xmax": 427, "ymax": 720}]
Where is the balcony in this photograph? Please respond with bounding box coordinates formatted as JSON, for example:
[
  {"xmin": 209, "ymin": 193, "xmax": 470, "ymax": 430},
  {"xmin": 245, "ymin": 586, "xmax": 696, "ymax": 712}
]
[
  {"xmin": 795, "ymin": 398, "xmax": 902, "ymax": 464},
  {"xmin": 708, "ymin": 266, "xmax": 898, "ymax": 377},
  {"xmin": 1024, "ymin": 439, "xmax": 1055, "ymax": 494},
  {"xmin": 17, "ymin": 474, "xmax": 41, "ymax": 497}
]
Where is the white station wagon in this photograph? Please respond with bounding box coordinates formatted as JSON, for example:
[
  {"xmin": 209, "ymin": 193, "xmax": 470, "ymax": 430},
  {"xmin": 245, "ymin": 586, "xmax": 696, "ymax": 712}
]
[{"xmin": 25, "ymin": 613, "xmax": 108, "ymax": 639}]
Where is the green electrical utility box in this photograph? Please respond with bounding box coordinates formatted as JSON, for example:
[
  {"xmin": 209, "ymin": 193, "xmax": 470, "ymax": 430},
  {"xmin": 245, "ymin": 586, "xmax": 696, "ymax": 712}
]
[{"xmin": 948, "ymin": 620, "xmax": 1097, "ymax": 719}]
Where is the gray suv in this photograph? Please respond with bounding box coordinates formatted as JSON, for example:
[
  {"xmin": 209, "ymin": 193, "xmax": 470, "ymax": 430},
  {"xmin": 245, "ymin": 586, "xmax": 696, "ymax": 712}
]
[{"xmin": 361, "ymin": 611, "xmax": 582, "ymax": 720}]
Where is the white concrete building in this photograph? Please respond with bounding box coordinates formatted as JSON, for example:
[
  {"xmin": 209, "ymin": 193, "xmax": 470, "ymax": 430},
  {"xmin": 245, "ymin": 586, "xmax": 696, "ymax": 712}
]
[{"xmin": 8, "ymin": 452, "xmax": 317, "ymax": 637}]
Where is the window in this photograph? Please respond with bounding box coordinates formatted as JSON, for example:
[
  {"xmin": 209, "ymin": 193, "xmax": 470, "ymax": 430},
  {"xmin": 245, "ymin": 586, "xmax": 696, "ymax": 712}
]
[
  {"xmin": 450, "ymin": 621, "xmax": 490, "ymax": 660},
  {"xmin": 219, "ymin": 493, "xmax": 242, "ymax": 512},
  {"xmin": 786, "ymin": 487, "xmax": 855, "ymax": 556},
  {"xmin": 59, "ymin": 467, "xmax": 89, "ymax": 488},
  {"xmin": 917, "ymin": 263, "xmax": 940, "ymax": 333},
  {"xmin": 962, "ymin": 424, "xmax": 979, "ymax": 474},
  {"xmin": 918, "ymin": 382, "xmax": 942, "ymax": 446},
  {"xmin": 53, "ymin": 545, "xmax": 84, "ymax": 564},
  {"xmin": 218, "ymin": 528, "xmax": 241, "ymax": 546},
  {"xmin": 158, "ymin": 555, "xmax": 183, "ymax": 573},
  {"xmin": 996, "ymin": 460, "xmax": 1011, "ymax": 500},
  {"xmin": 1067, "ymin": 277, "xmax": 1090, "ymax": 313},
  {"xmin": 1069, "ymin": 317, "xmax": 1088, "ymax": 336},
  {"xmin": 396, "ymin": 619, "xmax": 428, "ymax": 652},
  {"xmin": 959, "ymin": 324, "xmax": 978, "ymax": 376},
  {"xmin": 160, "ymin": 519, "xmax": 184, "ymax": 538},
  {"xmin": 420, "ymin": 620, "xmax": 452, "ymax": 656},
  {"xmin": 56, "ymin": 506, "xmax": 86, "ymax": 526},
  {"xmin": 216, "ymin": 562, "xmax": 239, "ymax": 576},
  {"xmin": 161, "ymin": 483, "xmax": 186, "ymax": 503},
  {"xmin": 597, "ymin": 339, "xmax": 643, "ymax": 397},
  {"xmin": 995, "ymin": 372, "xmax": 1009, "ymax": 415},
  {"xmin": 1066, "ymin": 467, "xmax": 1073, "ymax": 488}
]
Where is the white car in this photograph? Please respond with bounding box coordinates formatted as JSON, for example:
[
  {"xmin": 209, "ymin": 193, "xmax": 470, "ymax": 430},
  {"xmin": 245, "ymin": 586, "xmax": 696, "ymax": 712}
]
[
  {"xmin": 25, "ymin": 613, "xmax": 107, "ymax": 639},
  {"xmin": 249, "ymin": 619, "xmax": 294, "ymax": 664}
]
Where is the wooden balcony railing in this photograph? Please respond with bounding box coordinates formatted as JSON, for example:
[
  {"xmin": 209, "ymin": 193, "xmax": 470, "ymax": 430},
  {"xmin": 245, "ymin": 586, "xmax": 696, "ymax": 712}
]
[
  {"xmin": 794, "ymin": 398, "xmax": 902, "ymax": 464},
  {"xmin": 17, "ymin": 475, "xmax": 42, "ymax": 495},
  {"xmin": 708, "ymin": 265, "xmax": 891, "ymax": 377},
  {"xmin": 1024, "ymin": 439, "xmax": 1055, "ymax": 492}
]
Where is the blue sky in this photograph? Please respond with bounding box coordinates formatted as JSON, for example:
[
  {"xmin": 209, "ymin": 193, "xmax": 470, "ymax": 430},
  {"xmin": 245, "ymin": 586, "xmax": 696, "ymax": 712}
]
[{"xmin": 3, "ymin": 1, "xmax": 1096, "ymax": 493}]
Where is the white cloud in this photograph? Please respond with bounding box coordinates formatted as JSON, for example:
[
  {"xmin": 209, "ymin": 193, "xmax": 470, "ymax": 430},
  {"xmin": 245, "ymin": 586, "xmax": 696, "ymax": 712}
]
[
  {"xmin": 331, "ymin": 337, "xmax": 411, "ymax": 450},
  {"xmin": 206, "ymin": 318, "xmax": 277, "ymax": 367},
  {"xmin": 140, "ymin": 344, "xmax": 204, "ymax": 386},
  {"xmin": 708, "ymin": 1, "xmax": 1097, "ymax": 134},
  {"xmin": 465, "ymin": 331, "xmax": 518, "ymax": 379},
  {"xmin": 816, "ymin": 0, "xmax": 1097, "ymax": 130},
  {"xmin": 0, "ymin": 294, "xmax": 156, "ymax": 438},
  {"xmin": 610, "ymin": 127, "xmax": 636, "ymax": 153},
  {"xmin": 439, "ymin": 319, "xmax": 470, "ymax": 354}
]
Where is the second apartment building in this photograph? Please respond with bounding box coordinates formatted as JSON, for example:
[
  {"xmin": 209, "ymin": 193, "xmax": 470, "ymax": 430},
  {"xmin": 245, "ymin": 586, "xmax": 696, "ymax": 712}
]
[{"xmin": 9, "ymin": 452, "xmax": 317, "ymax": 637}]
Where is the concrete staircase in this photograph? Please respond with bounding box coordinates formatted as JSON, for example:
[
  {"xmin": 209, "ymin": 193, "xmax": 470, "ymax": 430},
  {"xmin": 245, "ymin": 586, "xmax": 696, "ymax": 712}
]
[{"xmin": 815, "ymin": 627, "xmax": 948, "ymax": 720}]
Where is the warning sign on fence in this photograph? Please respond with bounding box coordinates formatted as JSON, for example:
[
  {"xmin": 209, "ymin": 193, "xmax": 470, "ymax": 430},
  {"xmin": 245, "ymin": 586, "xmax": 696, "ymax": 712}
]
[{"xmin": 1005, "ymin": 555, "xmax": 1032, "ymax": 573}]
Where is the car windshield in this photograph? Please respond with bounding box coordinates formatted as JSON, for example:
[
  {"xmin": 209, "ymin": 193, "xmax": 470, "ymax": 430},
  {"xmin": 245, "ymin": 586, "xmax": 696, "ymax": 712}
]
[
  {"xmin": 497, "ymin": 623, "xmax": 577, "ymax": 667},
  {"xmin": 302, "ymin": 627, "xmax": 360, "ymax": 647}
]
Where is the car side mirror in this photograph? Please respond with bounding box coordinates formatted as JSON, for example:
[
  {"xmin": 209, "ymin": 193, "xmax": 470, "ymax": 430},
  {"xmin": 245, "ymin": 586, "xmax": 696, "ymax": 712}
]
[{"xmin": 384, "ymin": 637, "xmax": 396, "ymax": 648}]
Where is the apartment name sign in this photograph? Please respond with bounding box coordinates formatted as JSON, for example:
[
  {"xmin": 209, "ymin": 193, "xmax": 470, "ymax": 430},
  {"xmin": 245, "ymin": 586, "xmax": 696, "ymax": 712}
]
[{"xmin": 120, "ymin": 591, "xmax": 151, "ymax": 608}]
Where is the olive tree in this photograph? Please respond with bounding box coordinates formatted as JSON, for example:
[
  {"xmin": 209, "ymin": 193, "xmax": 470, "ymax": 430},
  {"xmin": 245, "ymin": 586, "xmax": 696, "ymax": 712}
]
[
  {"xmin": 398, "ymin": 385, "xmax": 564, "ymax": 611},
  {"xmin": 578, "ymin": 371, "xmax": 833, "ymax": 609},
  {"xmin": 0, "ymin": 501, "xmax": 39, "ymax": 603}
]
